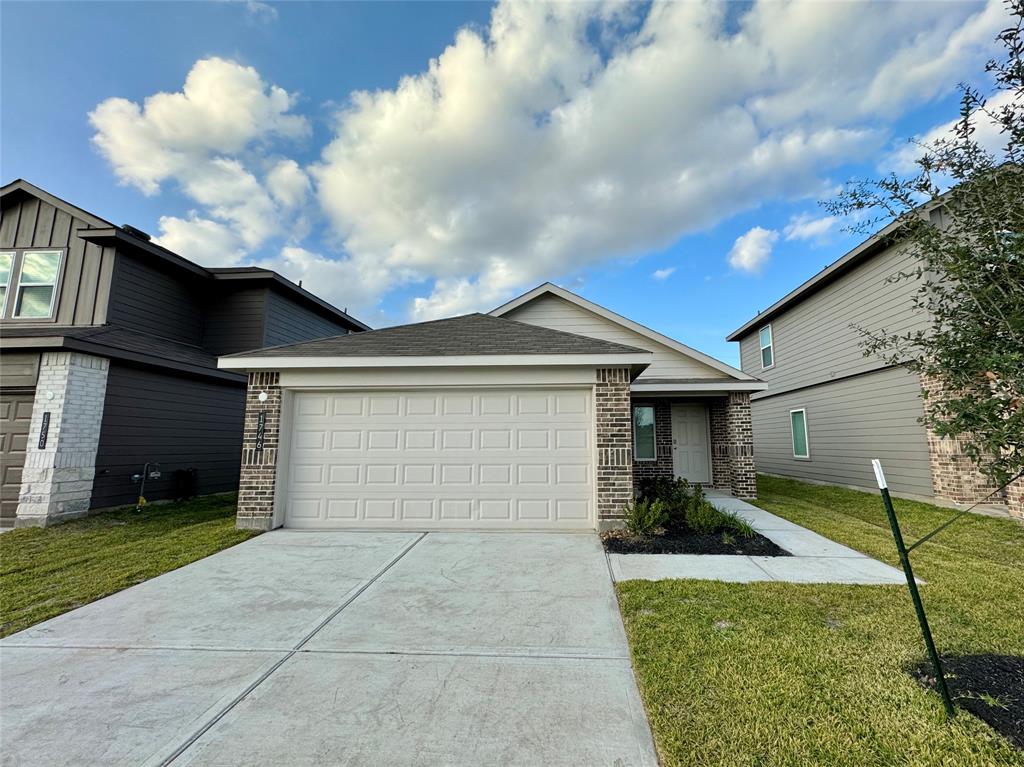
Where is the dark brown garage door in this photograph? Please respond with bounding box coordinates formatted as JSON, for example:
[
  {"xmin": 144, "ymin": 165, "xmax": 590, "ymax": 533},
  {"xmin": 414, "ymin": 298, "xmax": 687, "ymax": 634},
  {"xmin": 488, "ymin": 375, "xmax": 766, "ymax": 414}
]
[{"xmin": 0, "ymin": 391, "xmax": 34, "ymax": 526}]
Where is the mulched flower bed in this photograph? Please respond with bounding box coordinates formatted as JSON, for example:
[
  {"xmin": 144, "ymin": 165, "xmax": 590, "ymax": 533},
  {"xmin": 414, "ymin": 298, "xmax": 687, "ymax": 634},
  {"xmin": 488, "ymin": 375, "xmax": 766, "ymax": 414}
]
[
  {"xmin": 911, "ymin": 654, "xmax": 1024, "ymax": 749},
  {"xmin": 601, "ymin": 525, "xmax": 791, "ymax": 556}
]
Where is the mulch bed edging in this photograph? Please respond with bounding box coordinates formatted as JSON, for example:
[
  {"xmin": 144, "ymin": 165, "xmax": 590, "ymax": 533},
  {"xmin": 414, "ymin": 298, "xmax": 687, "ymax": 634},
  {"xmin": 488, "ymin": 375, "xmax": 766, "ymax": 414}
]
[{"xmin": 601, "ymin": 527, "xmax": 790, "ymax": 556}]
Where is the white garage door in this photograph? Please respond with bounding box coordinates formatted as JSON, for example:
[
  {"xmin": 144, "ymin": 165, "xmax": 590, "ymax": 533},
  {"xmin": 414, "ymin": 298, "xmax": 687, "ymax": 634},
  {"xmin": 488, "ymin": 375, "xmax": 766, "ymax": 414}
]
[{"xmin": 284, "ymin": 388, "xmax": 595, "ymax": 530}]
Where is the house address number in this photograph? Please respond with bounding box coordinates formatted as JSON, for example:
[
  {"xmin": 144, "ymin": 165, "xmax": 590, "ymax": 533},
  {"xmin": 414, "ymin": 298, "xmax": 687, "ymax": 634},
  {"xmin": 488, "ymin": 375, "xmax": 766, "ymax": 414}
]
[
  {"xmin": 38, "ymin": 412, "xmax": 51, "ymax": 449},
  {"xmin": 255, "ymin": 411, "xmax": 266, "ymax": 451}
]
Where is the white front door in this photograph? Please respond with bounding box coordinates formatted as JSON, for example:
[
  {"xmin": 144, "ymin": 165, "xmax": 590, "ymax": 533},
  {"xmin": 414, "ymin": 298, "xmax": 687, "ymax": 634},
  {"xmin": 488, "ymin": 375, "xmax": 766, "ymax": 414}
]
[
  {"xmin": 671, "ymin": 404, "xmax": 711, "ymax": 483},
  {"xmin": 283, "ymin": 388, "xmax": 595, "ymax": 530}
]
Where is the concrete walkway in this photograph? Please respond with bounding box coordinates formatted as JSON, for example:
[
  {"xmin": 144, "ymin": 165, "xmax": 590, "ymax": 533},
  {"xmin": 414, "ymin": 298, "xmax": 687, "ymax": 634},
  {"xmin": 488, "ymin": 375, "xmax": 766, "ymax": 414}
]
[
  {"xmin": 609, "ymin": 494, "xmax": 907, "ymax": 585},
  {"xmin": 1, "ymin": 532, "xmax": 657, "ymax": 766}
]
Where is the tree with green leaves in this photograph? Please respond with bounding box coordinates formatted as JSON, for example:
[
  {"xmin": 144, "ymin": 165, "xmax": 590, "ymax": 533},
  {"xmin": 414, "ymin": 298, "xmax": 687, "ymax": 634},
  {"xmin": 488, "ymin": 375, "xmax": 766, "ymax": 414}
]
[{"xmin": 826, "ymin": 0, "xmax": 1023, "ymax": 489}]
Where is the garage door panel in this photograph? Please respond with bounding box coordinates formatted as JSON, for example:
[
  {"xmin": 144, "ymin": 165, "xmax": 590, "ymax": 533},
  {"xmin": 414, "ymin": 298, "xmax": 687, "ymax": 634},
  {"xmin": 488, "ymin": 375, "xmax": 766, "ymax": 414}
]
[{"xmin": 285, "ymin": 388, "xmax": 594, "ymax": 530}]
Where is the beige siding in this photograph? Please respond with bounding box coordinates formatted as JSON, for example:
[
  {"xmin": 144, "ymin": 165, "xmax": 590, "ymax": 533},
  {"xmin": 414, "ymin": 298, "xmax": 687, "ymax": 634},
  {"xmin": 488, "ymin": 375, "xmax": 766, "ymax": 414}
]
[
  {"xmin": 504, "ymin": 293, "xmax": 728, "ymax": 380},
  {"xmin": 739, "ymin": 242, "xmax": 928, "ymax": 397},
  {"xmin": 750, "ymin": 366, "xmax": 933, "ymax": 497}
]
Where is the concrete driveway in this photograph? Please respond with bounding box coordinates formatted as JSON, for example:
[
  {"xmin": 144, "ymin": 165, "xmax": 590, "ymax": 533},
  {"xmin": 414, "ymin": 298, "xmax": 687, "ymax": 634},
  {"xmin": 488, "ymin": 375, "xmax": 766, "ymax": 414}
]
[{"xmin": 0, "ymin": 531, "xmax": 657, "ymax": 766}]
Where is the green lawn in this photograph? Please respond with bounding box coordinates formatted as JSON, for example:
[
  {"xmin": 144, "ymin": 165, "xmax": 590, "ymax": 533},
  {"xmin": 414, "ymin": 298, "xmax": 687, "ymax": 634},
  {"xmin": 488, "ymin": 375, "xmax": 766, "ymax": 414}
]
[
  {"xmin": 0, "ymin": 494, "xmax": 257, "ymax": 637},
  {"xmin": 617, "ymin": 475, "xmax": 1024, "ymax": 766}
]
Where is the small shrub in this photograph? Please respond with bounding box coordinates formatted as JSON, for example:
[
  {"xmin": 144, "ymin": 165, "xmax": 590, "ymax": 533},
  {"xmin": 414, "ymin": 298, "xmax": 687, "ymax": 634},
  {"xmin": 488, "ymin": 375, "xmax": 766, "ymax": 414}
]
[
  {"xmin": 684, "ymin": 500, "xmax": 756, "ymax": 538},
  {"xmin": 624, "ymin": 498, "xmax": 669, "ymax": 535},
  {"xmin": 724, "ymin": 512, "xmax": 756, "ymax": 539},
  {"xmin": 684, "ymin": 500, "xmax": 724, "ymax": 534},
  {"xmin": 637, "ymin": 477, "xmax": 692, "ymax": 507}
]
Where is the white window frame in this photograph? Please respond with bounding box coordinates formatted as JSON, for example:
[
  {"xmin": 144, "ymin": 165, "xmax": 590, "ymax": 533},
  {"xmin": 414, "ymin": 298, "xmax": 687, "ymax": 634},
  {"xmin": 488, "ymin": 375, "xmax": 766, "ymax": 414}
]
[
  {"xmin": 0, "ymin": 251, "xmax": 13, "ymax": 318},
  {"xmin": 790, "ymin": 408, "xmax": 810, "ymax": 459},
  {"xmin": 759, "ymin": 324, "xmax": 774, "ymax": 370},
  {"xmin": 632, "ymin": 404, "xmax": 657, "ymax": 462},
  {"xmin": 11, "ymin": 249, "xmax": 63, "ymax": 320}
]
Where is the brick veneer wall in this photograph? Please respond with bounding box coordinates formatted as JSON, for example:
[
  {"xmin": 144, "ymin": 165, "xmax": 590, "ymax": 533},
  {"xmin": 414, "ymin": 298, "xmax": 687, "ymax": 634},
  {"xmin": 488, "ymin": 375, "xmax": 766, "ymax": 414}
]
[
  {"xmin": 236, "ymin": 372, "xmax": 281, "ymax": 531},
  {"xmin": 713, "ymin": 392, "xmax": 756, "ymax": 499},
  {"xmin": 1006, "ymin": 480, "xmax": 1024, "ymax": 521},
  {"xmin": 708, "ymin": 401, "xmax": 732, "ymax": 491},
  {"xmin": 919, "ymin": 372, "xmax": 1021, "ymax": 518},
  {"xmin": 596, "ymin": 368, "xmax": 633, "ymax": 524},
  {"xmin": 632, "ymin": 401, "xmax": 673, "ymax": 485},
  {"xmin": 16, "ymin": 352, "xmax": 109, "ymax": 527},
  {"xmin": 631, "ymin": 396, "xmax": 755, "ymax": 498}
]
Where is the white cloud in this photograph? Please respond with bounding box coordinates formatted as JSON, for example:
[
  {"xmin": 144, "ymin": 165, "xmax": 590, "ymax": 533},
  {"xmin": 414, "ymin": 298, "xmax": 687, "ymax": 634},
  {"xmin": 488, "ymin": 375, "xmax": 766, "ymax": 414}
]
[
  {"xmin": 265, "ymin": 246, "xmax": 397, "ymax": 319},
  {"xmin": 886, "ymin": 89, "xmax": 1017, "ymax": 174},
  {"xmin": 313, "ymin": 0, "xmax": 1004, "ymax": 317},
  {"xmin": 728, "ymin": 227, "xmax": 778, "ymax": 273},
  {"xmin": 652, "ymin": 267, "xmax": 676, "ymax": 281},
  {"xmin": 90, "ymin": 1, "xmax": 1006, "ymax": 320},
  {"xmin": 245, "ymin": 1, "xmax": 277, "ymax": 24},
  {"xmin": 783, "ymin": 213, "xmax": 837, "ymax": 242},
  {"xmin": 90, "ymin": 57, "xmax": 307, "ymax": 194},
  {"xmin": 90, "ymin": 57, "xmax": 310, "ymax": 264},
  {"xmin": 155, "ymin": 214, "xmax": 245, "ymax": 267},
  {"xmin": 266, "ymin": 159, "xmax": 310, "ymax": 209}
]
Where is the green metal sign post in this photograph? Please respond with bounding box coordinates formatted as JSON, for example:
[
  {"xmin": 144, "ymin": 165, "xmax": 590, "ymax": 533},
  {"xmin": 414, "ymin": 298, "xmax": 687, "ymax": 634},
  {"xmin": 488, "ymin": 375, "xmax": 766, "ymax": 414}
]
[{"xmin": 871, "ymin": 459, "xmax": 956, "ymax": 719}]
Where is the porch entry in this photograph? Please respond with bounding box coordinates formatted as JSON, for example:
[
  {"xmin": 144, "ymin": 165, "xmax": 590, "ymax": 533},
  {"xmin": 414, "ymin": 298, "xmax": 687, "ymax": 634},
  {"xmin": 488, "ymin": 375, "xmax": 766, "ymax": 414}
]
[{"xmin": 670, "ymin": 404, "xmax": 711, "ymax": 483}]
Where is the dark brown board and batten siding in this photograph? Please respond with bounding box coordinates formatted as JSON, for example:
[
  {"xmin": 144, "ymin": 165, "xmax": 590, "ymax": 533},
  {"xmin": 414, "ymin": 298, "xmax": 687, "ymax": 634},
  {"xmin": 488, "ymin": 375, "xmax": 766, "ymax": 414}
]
[
  {"xmin": 91, "ymin": 363, "xmax": 245, "ymax": 509},
  {"xmin": 0, "ymin": 196, "xmax": 114, "ymax": 326},
  {"xmin": 106, "ymin": 255, "xmax": 204, "ymax": 344},
  {"xmin": 262, "ymin": 288, "xmax": 351, "ymax": 346},
  {"xmin": 202, "ymin": 286, "xmax": 268, "ymax": 356}
]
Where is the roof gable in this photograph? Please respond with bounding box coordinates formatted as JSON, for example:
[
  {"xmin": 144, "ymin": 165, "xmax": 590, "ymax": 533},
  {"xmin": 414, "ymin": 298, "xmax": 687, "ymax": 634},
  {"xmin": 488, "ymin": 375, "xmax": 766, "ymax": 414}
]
[
  {"xmin": 491, "ymin": 284, "xmax": 756, "ymax": 382},
  {"xmin": 1, "ymin": 179, "xmax": 112, "ymax": 229},
  {"xmin": 225, "ymin": 312, "xmax": 649, "ymax": 359}
]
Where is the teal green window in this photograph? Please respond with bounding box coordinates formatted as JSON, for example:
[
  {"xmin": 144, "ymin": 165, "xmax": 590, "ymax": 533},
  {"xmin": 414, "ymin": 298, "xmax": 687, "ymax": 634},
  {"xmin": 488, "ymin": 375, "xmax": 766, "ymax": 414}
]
[
  {"xmin": 633, "ymin": 406, "xmax": 656, "ymax": 461},
  {"xmin": 790, "ymin": 409, "xmax": 809, "ymax": 458}
]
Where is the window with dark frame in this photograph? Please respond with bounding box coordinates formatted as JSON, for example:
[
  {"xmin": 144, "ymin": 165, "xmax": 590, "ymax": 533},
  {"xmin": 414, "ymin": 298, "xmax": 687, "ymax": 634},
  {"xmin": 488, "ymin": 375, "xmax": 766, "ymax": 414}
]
[
  {"xmin": 0, "ymin": 252, "xmax": 12, "ymax": 316},
  {"xmin": 633, "ymin": 405, "xmax": 656, "ymax": 461},
  {"xmin": 0, "ymin": 249, "xmax": 64, "ymax": 320}
]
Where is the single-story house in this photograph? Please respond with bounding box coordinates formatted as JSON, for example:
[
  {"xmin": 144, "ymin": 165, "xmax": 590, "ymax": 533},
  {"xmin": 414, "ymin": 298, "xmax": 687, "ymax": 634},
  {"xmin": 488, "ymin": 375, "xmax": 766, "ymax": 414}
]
[{"xmin": 219, "ymin": 283, "xmax": 766, "ymax": 531}]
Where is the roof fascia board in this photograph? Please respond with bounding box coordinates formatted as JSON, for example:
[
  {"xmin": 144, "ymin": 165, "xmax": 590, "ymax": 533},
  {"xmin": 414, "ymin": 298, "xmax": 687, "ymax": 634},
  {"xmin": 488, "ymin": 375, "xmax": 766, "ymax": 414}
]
[
  {"xmin": 219, "ymin": 352, "xmax": 653, "ymax": 371},
  {"xmin": 491, "ymin": 283, "xmax": 758, "ymax": 381},
  {"xmin": 725, "ymin": 215, "xmax": 915, "ymax": 342},
  {"xmin": 211, "ymin": 271, "xmax": 371, "ymax": 331},
  {"xmin": 1, "ymin": 179, "xmax": 111, "ymax": 229},
  {"xmin": 0, "ymin": 335, "xmax": 245, "ymax": 382},
  {"xmin": 78, "ymin": 228, "xmax": 211, "ymax": 278},
  {"xmin": 631, "ymin": 381, "xmax": 769, "ymax": 392}
]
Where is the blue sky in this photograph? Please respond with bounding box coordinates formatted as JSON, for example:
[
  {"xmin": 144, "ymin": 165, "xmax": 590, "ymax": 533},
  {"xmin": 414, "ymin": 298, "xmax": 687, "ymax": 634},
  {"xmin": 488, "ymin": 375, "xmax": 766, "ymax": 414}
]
[{"xmin": 0, "ymin": 1, "xmax": 1007, "ymax": 365}]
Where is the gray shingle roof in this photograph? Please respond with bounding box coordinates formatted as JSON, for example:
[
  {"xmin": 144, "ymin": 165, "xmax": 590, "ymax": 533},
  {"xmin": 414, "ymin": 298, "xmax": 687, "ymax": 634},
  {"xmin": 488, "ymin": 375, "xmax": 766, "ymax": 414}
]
[
  {"xmin": 226, "ymin": 313, "xmax": 648, "ymax": 358},
  {"xmin": 0, "ymin": 325, "xmax": 221, "ymax": 369}
]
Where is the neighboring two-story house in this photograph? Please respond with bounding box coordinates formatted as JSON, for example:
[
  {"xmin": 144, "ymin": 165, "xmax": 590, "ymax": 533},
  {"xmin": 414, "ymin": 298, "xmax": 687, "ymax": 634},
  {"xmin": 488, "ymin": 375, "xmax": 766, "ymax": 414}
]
[
  {"xmin": 0, "ymin": 179, "xmax": 369, "ymax": 527},
  {"xmin": 727, "ymin": 215, "xmax": 1023, "ymax": 519}
]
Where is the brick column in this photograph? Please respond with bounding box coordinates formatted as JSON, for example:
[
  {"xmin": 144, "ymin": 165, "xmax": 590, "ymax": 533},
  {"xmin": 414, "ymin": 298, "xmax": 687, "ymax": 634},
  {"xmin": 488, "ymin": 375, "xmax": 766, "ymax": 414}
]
[
  {"xmin": 919, "ymin": 372, "xmax": 1006, "ymax": 506},
  {"xmin": 720, "ymin": 391, "xmax": 761, "ymax": 499},
  {"xmin": 708, "ymin": 401, "xmax": 731, "ymax": 490},
  {"xmin": 16, "ymin": 352, "xmax": 109, "ymax": 527},
  {"xmin": 236, "ymin": 372, "xmax": 281, "ymax": 531},
  {"xmin": 1005, "ymin": 479, "xmax": 1023, "ymax": 520},
  {"xmin": 596, "ymin": 367, "xmax": 633, "ymax": 528}
]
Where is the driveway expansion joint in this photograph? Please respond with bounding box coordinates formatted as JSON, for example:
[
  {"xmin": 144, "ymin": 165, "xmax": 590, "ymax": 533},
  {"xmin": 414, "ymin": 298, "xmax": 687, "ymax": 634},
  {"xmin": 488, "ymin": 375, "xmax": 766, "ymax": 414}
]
[{"xmin": 157, "ymin": 531, "xmax": 428, "ymax": 766}]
